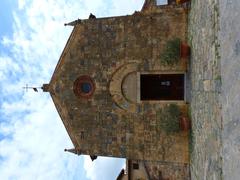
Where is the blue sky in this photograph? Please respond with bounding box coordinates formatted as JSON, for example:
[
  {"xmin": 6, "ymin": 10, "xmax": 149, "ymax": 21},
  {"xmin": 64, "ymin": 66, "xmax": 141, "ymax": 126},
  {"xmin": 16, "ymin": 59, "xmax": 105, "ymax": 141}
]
[
  {"xmin": 0, "ymin": 1, "xmax": 16, "ymax": 36},
  {"xmin": 0, "ymin": 0, "xmax": 144, "ymax": 180}
]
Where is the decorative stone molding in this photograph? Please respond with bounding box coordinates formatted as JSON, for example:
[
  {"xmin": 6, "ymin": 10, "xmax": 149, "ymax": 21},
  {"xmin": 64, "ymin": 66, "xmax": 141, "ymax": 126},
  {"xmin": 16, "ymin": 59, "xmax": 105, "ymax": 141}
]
[{"xmin": 109, "ymin": 62, "xmax": 139, "ymax": 113}]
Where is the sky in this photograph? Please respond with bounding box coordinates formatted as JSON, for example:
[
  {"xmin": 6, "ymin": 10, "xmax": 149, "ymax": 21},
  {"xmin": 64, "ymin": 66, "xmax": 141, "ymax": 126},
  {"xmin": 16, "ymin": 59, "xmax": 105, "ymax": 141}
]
[{"xmin": 0, "ymin": 0, "xmax": 144, "ymax": 180}]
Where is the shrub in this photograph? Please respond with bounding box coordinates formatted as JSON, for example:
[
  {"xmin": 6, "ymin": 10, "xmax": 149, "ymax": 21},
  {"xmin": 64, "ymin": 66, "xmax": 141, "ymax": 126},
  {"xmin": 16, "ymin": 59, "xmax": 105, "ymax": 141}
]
[
  {"xmin": 160, "ymin": 38, "xmax": 181, "ymax": 65},
  {"xmin": 158, "ymin": 104, "xmax": 181, "ymax": 134}
]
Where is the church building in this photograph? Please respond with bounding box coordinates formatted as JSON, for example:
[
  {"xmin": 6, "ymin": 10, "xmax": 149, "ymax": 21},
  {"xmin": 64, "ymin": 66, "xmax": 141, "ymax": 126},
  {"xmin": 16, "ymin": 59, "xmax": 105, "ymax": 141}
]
[{"xmin": 43, "ymin": 0, "xmax": 191, "ymax": 178}]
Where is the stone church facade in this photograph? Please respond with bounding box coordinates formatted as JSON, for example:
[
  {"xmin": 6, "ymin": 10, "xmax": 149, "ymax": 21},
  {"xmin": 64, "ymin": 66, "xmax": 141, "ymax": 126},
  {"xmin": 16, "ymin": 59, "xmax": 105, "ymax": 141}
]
[{"xmin": 43, "ymin": 0, "xmax": 190, "ymax": 177}]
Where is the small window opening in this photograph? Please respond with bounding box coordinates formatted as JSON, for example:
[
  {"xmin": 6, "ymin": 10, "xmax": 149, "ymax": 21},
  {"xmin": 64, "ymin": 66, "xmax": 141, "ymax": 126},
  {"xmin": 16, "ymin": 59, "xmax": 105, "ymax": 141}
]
[
  {"xmin": 133, "ymin": 163, "xmax": 139, "ymax": 170},
  {"xmin": 80, "ymin": 131, "xmax": 85, "ymax": 140}
]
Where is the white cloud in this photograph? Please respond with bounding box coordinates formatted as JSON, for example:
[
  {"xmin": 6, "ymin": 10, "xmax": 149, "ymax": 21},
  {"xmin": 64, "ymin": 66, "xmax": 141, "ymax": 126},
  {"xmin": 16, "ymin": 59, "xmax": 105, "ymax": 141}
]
[
  {"xmin": 0, "ymin": 96, "xmax": 85, "ymax": 180},
  {"xmin": 110, "ymin": 0, "xmax": 145, "ymax": 16},
  {"xmin": 0, "ymin": 0, "xmax": 144, "ymax": 179},
  {"xmin": 17, "ymin": 0, "xmax": 29, "ymax": 10},
  {"xmin": 0, "ymin": 56, "xmax": 20, "ymax": 81}
]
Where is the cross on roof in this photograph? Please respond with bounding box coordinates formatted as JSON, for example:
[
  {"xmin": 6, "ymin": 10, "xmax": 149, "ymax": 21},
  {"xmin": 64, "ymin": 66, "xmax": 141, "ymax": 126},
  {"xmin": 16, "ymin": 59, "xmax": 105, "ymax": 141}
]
[{"xmin": 22, "ymin": 84, "xmax": 40, "ymax": 92}]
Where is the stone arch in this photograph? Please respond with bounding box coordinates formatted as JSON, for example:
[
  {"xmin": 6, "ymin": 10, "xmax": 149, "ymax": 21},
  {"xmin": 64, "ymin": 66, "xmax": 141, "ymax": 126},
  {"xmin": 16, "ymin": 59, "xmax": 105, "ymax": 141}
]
[{"xmin": 109, "ymin": 62, "xmax": 139, "ymax": 113}]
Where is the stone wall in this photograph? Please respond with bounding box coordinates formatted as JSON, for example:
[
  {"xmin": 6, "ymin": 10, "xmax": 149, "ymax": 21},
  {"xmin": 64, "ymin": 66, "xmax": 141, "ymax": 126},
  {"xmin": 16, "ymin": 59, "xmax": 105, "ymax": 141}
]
[
  {"xmin": 49, "ymin": 7, "xmax": 189, "ymax": 163},
  {"xmin": 145, "ymin": 161, "xmax": 190, "ymax": 180}
]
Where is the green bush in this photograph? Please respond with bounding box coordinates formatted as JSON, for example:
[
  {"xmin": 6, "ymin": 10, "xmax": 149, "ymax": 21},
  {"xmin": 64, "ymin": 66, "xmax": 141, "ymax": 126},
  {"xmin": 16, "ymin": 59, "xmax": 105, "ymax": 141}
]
[
  {"xmin": 158, "ymin": 104, "xmax": 181, "ymax": 134},
  {"xmin": 160, "ymin": 38, "xmax": 181, "ymax": 65}
]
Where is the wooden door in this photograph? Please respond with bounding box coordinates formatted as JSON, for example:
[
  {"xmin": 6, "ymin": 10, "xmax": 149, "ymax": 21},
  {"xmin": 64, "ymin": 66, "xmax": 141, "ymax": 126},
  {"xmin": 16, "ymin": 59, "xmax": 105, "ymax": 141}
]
[{"xmin": 140, "ymin": 74, "xmax": 184, "ymax": 100}]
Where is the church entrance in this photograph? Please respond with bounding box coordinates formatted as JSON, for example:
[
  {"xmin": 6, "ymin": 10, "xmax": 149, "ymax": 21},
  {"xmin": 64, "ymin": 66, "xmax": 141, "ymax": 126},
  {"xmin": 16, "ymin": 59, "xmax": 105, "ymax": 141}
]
[{"xmin": 140, "ymin": 74, "xmax": 185, "ymax": 101}]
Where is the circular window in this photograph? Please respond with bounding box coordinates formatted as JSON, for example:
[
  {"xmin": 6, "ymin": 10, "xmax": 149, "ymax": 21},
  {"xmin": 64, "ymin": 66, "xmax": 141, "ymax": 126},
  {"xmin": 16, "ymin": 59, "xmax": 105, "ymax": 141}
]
[
  {"xmin": 81, "ymin": 83, "xmax": 92, "ymax": 93},
  {"xmin": 73, "ymin": 76, "xmax": 95, "ymax": 98}
]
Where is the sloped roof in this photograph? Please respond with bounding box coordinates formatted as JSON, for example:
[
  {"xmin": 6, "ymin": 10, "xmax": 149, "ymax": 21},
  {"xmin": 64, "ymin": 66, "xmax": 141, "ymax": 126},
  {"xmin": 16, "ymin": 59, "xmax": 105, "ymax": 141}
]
[{"xmin": 46, "ymin": 26, "xmax": 80, "ymax": 148}]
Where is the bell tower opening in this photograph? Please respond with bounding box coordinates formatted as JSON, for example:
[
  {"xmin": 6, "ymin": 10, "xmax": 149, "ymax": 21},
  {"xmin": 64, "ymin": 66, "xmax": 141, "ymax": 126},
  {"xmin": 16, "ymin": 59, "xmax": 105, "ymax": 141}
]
[{"xmin": 140, "ymin": 74, "xmax": 185, "ymax": 101}]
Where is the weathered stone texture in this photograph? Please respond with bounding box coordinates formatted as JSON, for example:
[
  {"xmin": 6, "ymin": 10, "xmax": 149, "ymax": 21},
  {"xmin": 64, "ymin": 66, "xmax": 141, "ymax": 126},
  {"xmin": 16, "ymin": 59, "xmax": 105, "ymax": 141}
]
[
  {"xmin": 189, "ymin": 0, "xmax": 240, "ymax": 179},
  {"xmin": 188, "ymin": 0, "xmax": 223, "ymax": 179},
  {"xmin": 145, "ymin": 161, "xmax": 190, "ymax": 180}
]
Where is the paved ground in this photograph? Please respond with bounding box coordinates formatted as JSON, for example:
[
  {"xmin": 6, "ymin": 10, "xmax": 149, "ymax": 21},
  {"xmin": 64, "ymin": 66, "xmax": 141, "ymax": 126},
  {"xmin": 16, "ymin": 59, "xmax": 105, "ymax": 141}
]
[
  {"xmin": 189, "ymin": 0, "xmax": 240, "ymax": 179},
  {"xmin": 188, "ymin": 0, "xmax": 222, "ymax": 179},
  {"xmin": 219, "ymin": 0, "xmax": 240, "ymax": 179}
]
